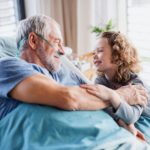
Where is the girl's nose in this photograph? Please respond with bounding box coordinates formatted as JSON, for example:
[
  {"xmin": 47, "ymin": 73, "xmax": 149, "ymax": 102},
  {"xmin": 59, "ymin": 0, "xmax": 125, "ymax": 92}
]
[{"xmin": 93, "ymin": 52, "xmax": 98, "ymax": 60}]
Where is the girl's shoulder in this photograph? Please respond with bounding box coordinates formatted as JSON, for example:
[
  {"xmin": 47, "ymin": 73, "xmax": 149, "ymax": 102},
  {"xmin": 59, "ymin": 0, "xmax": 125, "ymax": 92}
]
[
  {"xmin": 128, "ymin": 73, "xmax": 144, "ymax": 86},
  {"xmin": 95, "ymin": 76, "xmax": 109, "ymax": 86}
]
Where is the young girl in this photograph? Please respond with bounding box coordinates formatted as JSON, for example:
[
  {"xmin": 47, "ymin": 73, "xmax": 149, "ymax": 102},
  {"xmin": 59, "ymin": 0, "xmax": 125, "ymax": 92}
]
[{"xmin": 81, "ymin": 31, "xmax": 150, "ymax": 141}]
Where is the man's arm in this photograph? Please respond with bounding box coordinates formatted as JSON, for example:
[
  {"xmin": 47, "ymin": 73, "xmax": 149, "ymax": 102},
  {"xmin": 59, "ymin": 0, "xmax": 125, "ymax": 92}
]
[{"xmin": 10, "ymin": 73, "xmax": 110, "ymax": 110}]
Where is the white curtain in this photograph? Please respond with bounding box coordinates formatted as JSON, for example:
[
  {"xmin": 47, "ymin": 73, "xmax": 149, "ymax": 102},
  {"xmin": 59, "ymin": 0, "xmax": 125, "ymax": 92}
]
[
  {"xmin": 50, "ymin": 0, "xmax": 77, "ymax": 54},
  {"xmin": 77, "ymin": 0, "xmax": 95, "ymax": 55},
  {"xmin": 24, "ymin": 0, "xmax": 51, "ymax": 17},
  {"xmin": 24, "ymin": 0, "xmax": 119, "ymax": 55}
]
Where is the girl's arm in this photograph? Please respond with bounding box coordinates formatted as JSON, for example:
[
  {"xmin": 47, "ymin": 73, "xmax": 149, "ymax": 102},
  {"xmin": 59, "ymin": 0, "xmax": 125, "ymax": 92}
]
[
  {"xmin": 117, "ymin": 119, "xmax": 146, "ymax": 142},
  {"xmin": 80, "ymin": 84, "xmax": 146, "ymax": 124}
]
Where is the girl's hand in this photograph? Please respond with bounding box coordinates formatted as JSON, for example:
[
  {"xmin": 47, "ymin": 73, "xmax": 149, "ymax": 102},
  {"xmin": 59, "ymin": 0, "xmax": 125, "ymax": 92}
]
[
  {"xmin": 80, "ymin": 84, "xmax": 113, "ymax": 101},
  {"xmin": 118, "ymin": 119, "xmax": 146, "ymax": 142},
  {"xmin": 80, "ymin": 84, "xmax": 121, "ymax": 109}
]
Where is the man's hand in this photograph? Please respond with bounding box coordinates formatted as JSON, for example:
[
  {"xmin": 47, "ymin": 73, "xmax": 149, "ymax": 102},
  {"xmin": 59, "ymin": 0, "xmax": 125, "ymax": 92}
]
[{"xmin": 116, "ymin": 84, "xmax": 148, "ymax": 107}]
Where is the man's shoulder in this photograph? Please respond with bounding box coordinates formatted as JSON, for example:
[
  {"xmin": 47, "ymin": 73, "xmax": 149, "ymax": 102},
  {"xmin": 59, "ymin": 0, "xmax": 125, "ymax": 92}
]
[
  {"xmin": 0, "ymin": 57, "xmax": 51, "ymax": 77},
  {"xmin": 0, "ymin": 56, "xmax": 19, "ymax": 62},
  {"xmin": 0, "ymin": 57, "xmax": 40, "ymax": 77},
  {"xmin": 0, "ymin": 57, "xmax": 26, "ymax": 66}
]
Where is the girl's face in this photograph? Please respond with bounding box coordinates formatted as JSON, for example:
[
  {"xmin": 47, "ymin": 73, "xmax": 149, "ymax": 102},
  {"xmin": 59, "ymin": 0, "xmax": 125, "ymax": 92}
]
[{"xmin": 93, "ymin": 38, "xmax": 117, "ymax": 74}]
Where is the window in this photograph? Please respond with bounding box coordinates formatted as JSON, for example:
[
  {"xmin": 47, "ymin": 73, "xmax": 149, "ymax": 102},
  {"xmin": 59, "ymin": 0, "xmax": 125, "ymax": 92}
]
[
  {"xmin": 127, "ymin": 0, "xmax": 150, "ymax": 85},
  {"xmin": 0, "ymin": 0, "xmax": 18, "ymax": 36}
]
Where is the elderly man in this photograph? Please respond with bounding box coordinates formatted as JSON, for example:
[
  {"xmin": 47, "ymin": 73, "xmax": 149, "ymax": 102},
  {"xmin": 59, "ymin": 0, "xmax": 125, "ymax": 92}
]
[{"xmin": 0, "ymin": 15, "xmax": 147, "ymax": 120}]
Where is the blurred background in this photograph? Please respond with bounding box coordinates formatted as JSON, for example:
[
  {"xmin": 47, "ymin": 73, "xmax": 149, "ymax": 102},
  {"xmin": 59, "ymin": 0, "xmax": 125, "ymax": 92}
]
[{"xmin": 0, "ymin": 0, "xmax": 150, "ymax": 84}]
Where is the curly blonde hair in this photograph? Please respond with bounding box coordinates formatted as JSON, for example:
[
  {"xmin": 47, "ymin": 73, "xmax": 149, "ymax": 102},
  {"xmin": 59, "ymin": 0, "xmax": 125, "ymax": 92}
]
[{"xmin": 99, "ymin": 31, "xmax": 141, "ymax": 83}]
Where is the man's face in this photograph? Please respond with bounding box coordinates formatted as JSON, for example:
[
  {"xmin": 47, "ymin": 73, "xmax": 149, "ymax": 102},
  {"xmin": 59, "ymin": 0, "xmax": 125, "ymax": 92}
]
[{"xmin": 36, "ymin": 31, "xmax": 64, "ymax": 72}]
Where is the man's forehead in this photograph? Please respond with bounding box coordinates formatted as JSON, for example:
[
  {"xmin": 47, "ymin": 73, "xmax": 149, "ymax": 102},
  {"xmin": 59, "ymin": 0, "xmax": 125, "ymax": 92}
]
[
  {"xmin": 50, "ymin": 32, "xmax": 62, "ymax": 42},
  {"xmin": 50, "ymin": 24, "xmax": 62, "ymax": 40}
]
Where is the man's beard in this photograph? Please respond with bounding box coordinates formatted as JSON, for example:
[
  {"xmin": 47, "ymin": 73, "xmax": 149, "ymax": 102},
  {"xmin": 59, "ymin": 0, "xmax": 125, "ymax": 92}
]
[
  {"xmin": 37, "ymin": 47, "xmax": 61, "ymax": 72},
  {"xmin": 45, "ymin": 58, "xmax": 60, "ymax": 72}
]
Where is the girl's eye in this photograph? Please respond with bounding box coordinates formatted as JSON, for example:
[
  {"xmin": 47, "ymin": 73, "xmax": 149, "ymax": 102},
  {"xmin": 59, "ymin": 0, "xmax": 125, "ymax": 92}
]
[
  {"xmin": 95, "ymin": 47, "xmax": 104, "ymax": 52},
  {"xmin": 97, "ymin": 49, "xmax": 103, "ymax": 53}
]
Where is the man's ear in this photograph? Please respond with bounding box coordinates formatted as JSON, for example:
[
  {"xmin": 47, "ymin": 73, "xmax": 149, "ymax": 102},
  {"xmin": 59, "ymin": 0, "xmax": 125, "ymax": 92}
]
[{"xmin": 28, "ymin": 32, "xmax": 39, "ymax": 50}]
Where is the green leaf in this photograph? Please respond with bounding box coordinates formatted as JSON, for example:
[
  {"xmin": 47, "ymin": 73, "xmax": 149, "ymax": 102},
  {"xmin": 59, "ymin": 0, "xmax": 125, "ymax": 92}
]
[
  {"xmin": 105, "ymin": 20, "xmax": 113, "ymax": 31},
  {"xmin": 91, "ymin": 26, "xmax": 103, "ymax": 33},
  {"xmin": 91, "ymin": 19, "xmax": 114, "ymax": 36}
]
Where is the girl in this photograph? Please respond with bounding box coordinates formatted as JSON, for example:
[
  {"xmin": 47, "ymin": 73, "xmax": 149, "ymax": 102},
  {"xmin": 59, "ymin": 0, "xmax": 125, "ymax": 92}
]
[{"xmin": 81, "ymin": 31, "xmax": 150, "ymax": 141}]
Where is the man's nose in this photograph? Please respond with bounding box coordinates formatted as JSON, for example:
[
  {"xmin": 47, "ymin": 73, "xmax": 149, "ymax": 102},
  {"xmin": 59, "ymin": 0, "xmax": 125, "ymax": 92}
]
[{"xmin": 57, "ymin": 45, "xmax": 65, "ymax": 55}]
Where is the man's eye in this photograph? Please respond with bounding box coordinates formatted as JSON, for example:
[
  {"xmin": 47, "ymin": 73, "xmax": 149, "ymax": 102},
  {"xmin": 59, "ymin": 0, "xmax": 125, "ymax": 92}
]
[{"xmin": 54, "ymin": 39, "xmax": 61, "ymax": 44}]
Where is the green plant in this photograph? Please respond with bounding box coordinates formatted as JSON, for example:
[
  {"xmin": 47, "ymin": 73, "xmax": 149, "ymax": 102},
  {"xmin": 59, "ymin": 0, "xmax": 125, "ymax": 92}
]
[{"xmin": 91, "ymin": 19, "xmax": 114, "ymax": 36}]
